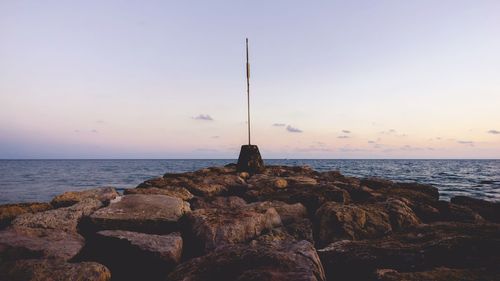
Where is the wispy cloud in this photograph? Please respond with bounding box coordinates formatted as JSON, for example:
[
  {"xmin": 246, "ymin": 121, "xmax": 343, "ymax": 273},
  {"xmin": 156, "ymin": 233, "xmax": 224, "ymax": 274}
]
[
  {"xmin": 368, "ymin": 140, "xmax": 376, "ymax": 144},
  {"xmin": 488, "ymin": 130, "xmax": 500, "ymax": 135},
  {"xmin": 342, "ymin": 130, "xmax": 351, "ymax": 134},
  {"xmin": 337, "ymin": 135, "xmax": 350, "ymax": 139},
  {"xmin": 272, "ymin": 123, "xmax": 286, "ymax": 127},
  {"xmin": 457, "ymin": 140, "xmax": 474, "ymax": 146},
  {"xmin": 211, "ymin": 136, "xmax": 219, "ymax": 139},
  {"xmin": 193, "ymin": 114, "xmax": 213, "ymax": 121},
  {"xmin": 286, "ymin": 125, "xmax": 303, "ymax": 133},
  {"xmin": 91, "ymin": 129, "xmax": 98, "ymax": 133}
]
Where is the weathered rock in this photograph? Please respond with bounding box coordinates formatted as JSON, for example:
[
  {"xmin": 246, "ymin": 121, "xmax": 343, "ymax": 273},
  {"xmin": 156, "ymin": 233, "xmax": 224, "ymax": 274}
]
[
  {"xmin": 0, "ymin": 259, "xmax": 111, "ymax": 281},
  {"xmin": 451, "ymin": 195, "xmax": 500, "ymax": 223},
  {"xmin": 384, "ymin": 198, "xmax": 421, "ymax": 229},
  {"xmin": 168, "ymin": 238, "xmax": 325, "ymax": 281},
  {"xmin": 86, "ymin": 194, "xmax": 190, "ymax": 234},
  {"xmin": 318, "ymin": 222, "xmax": 500, "ymax": 281},
  {"xmin": 435, "ymin": 201, "xmax": 485, "ymax": 223},
  {"xmin": 0, "ymin": 227, "xmax": 85, "ymax": 261},
  {"xmin": 189, "ymin": 196, "xmax": 247, "ymax": 210},
  {"xmin": 51, "ymin": 186, "xmax": 118, "ymax": 208},
  {"xmin": 183, "ymin": 201, "xmax": 282, "ymax": 255},
  {"xmin": 361, "ymin": 177, "xmax": 395, "ymax": 190},
  {"xmin": 237, "ymin": 144, "xmax": 265, "ymax": 174},
  {"xmin": 0, "ymin": 202, "xmax": 52, "ymax": 229},
  {"xmin": 284, "ymin": 218, "xmax": 314, "ymax": 243},
  {"xmin": 375, "ymin": 267, "xmax": 500, "ymax": 281},
  {"xmin": 274, "ymin": 178, "xmax": 288, "ymax": 189},
  {"xmin": 124, "ymin": 186, "xmax": 194, "ymax": 201},
  {"xmin": 12, "ymin": 198, "xmax": 102, "ymax": 232},
  {"xmin": 257, "ymin": 201, "xmax": 308, "ymax": 224},
  {"xmin": 141, "ymin": 170, "xmax": 246, "ymax": 197},
  {"xmin": 315, "ymin": 202, "xmax": 392, "ymax": 247},
  {"xmin": 245, "ymin": 182, "xmax": 350, "ymax": 215},
  {"xmin": 82, "ymin": 230, "xmax": 182, "ymax": 281}
]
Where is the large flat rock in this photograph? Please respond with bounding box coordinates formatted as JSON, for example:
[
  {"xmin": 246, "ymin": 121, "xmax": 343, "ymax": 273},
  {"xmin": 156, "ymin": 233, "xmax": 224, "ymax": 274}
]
[
  {"xmin": 168, "ymin": 238, "xmax": 325, "ymax": 281},
  {"xmin": 86, "ymin": 194, "xmax": 190, "ymax": 234},
  {"xmin": 0, "ymin": 227, "xmax": 85, "ymax": 261},
  {"xmin": 12, "ymin": 198, "xmax": 102, "ymax": 233},
  {"xmin": 124, "ymin": 186, "xmax": 194, "ymax": 201},
  {"xmin": 0, "ymin": 259, "xmax": 111, "ymax": 281}
]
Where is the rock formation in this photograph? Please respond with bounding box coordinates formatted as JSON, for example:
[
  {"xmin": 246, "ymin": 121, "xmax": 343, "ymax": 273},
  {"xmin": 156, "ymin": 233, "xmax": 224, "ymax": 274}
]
[{"xmin": 0, "ymin": 165, "xmax": 498, "ymax": 281}]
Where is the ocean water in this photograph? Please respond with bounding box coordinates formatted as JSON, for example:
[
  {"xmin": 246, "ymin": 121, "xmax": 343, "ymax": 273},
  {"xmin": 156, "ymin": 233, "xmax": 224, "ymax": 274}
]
[{"xmin": 0, "ymin": 159, "xmax": 499, "ymax": 204}]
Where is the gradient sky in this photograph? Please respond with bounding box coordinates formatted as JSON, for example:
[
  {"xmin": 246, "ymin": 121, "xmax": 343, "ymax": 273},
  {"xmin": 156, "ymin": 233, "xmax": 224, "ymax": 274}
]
[{"xmin": 1, "ymin": 0, "xmax": 499, "ymax": 159}]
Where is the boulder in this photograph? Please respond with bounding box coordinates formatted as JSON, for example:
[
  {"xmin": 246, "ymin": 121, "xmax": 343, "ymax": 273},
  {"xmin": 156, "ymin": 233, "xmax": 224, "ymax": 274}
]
[
  {"xmin": 141, "ymin": 171, "xmax": 246, "ymax": 197},
  {"xmin": 451, "ymin": 196, "xmax": 500, "ymax": 223},
  {"xmin": 0, "ymin": 227, "xmax": 85, "ymax": 261},
  {"xmin": 50, "ymin": 186, "xmax": 118, "ymax": 208},
  {"xmin": 124, "ymin": 186, "xmax": 194, "ymax": 201},
  {"xmin": 435, "ymin": 201, "xmax": 485, "ymax": 223},
  {"xmin": 318, "ymin": 222, "xmax": 500, "ymax": 281},
  {"xmin": 182, "ymin": 201, "xmax": 282, "ymax": 255},
  {"xmin": 245, "ymin": 182, "xmax": 350, "ymax": 215},
  {"xmin": 257, "ymin": 201, "xmax": 308, "ymax": 224},
  {"xmin": 83, "ymin": 230, "xmax": 182, "ymax": 281},
  {"xmin": 384, "ymin": 198, "xmax": 421, "ymax": 229},
  {"xmin": 168, "ymin": 238, "xmax": 325, "ymax": 281},
  {"xmin": 12, "ymin": 198, "xmax": 102, "ymax": 233},
  {"xmin": 86, "ymin": 194, "xmax": 190, "ymax": 234},
  {"xmin": 189, "ymin": 196, "xmax": 247, "ymax": 210},
  {"xmin": 315, "ymin": 202, "xmax": 392, "ymax": 247},
  {"xmin": 0, "ymin": 259, "xmax": 111, "ymax": 281},
  {"xmin": 0, "ymin": 202, "xmax": 52, "ymax": 229},
  {"xmin": 375, "ymin": 267, "xmax": 500, "ymax": 281}
]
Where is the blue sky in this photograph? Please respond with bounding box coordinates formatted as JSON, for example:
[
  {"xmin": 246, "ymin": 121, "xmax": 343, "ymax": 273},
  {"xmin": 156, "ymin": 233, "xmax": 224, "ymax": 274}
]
[{"xmin": 1, "ymin": 1, "xmax": 499, "ymax": 158}]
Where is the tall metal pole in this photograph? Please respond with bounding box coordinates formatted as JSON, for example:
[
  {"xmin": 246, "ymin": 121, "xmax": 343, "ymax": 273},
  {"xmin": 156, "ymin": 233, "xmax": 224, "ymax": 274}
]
[{"xmin": 246, "ymin": 38, "xmax": 251, "ymax": 145}]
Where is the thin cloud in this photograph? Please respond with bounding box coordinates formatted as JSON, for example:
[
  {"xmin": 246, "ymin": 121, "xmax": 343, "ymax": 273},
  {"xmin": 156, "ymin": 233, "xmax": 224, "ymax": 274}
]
[
  {"xmin": 457, "ymin": 140, "xmax": 474, "ymax": 146},
  {"xmin": 193, "ymin": 114, "xmax": 213, "ymax": 121},
  {"xmin": 368, "ymin": 140, "xmax": 376, "ymax": 144},
  {"xmin": 91, "ymin": 129, "xmax": 98, "ymax": 133},
  {"xmin": 488, "ymin": 130, "xmax": 500, "ymax": 134},
  {"xmin": 342, "ymin": 130, "xmax": 351, "ymax": 134},
  {"xmin": 337, "ymin": 135, "xmax": 350, "ymax": 139},
  {"xmin": 211, "ymin": 136, "xmax": 219, "ymax": 139},
  {"xmin": 272, "ymin": 123, "xmax": 286, "ymax": 127},
  {"xmin": 286, "ymin": 125, "xmax": 303, "ymax": 133}
]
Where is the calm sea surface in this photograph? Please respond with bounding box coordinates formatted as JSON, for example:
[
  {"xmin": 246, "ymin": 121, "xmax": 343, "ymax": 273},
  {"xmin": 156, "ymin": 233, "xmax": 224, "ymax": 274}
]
[{"xmin": 0, "ymin": 159, "xmax": 499, "ymax": 204}]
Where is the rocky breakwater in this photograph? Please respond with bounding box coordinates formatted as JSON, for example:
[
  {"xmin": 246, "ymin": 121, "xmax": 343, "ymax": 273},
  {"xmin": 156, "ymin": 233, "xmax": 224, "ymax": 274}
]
[{"xmin": 0, "ymin": 164, "xmax": 499, "ymax": 281}]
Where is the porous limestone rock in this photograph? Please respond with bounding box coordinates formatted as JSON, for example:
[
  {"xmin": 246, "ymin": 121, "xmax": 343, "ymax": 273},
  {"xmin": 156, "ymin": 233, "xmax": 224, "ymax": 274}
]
[
  {"xmin": 0, "ymin": 259, "xmax": 111, "ymax": 281},
  {"xmin": 51, "ymin": 186, "xmax": 118, "ymax": 208},
  {"xmin": 87, "ymin": 194, "xmax": 190, "ymax": 234}
]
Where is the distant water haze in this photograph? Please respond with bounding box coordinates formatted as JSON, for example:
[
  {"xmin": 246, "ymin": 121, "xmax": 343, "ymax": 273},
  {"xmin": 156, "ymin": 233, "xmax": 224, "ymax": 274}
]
[{"xmin": 1, "ymin": 1, "xmax": 500, "ymax": 159}]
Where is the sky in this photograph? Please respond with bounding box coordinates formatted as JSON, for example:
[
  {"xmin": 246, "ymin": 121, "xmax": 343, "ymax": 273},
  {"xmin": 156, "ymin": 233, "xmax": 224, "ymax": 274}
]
[{"xmin": 1, "ymin": 0, "xmax": 499, "ymax": 159}]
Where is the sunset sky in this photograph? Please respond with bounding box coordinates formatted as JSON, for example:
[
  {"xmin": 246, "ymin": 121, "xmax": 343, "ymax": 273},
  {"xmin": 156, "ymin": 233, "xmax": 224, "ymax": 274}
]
[{"xmin": 1, "ymin": 1, "xmax": 499, "ymax": 159}]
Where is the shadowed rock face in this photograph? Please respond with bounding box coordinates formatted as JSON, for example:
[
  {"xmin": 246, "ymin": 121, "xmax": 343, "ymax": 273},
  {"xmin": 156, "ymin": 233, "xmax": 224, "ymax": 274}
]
[
  {"xmin": 80, "ymin": 231, "xmax": 182, "ymax": 281},
  {"xmin": 0, "ymin": 259, "xmax": 111, "ymax": 281},
  {"xmin": 168, "ymin": 238, "xmax": 326, "ymax": 281},
  {"xmin": 375, "ymin": 267, "xmax": 500, "ymax": 281},
  {"xmin": 85, "ymin": 194, "xmax": 190, "ymax": 234},
  {"xmin": 1, "ymin": 164, "xmax": 499, "ymax": 281},
  {"xmin": 318, "ymin": 222, "xmax": 500, "ymax": 281}
]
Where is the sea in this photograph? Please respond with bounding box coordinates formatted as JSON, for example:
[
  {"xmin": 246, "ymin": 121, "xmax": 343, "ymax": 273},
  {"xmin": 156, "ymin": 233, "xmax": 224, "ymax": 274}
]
[{"xmin": 0, "ymin": 159, "xmax": 499, "ymax": 204}]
